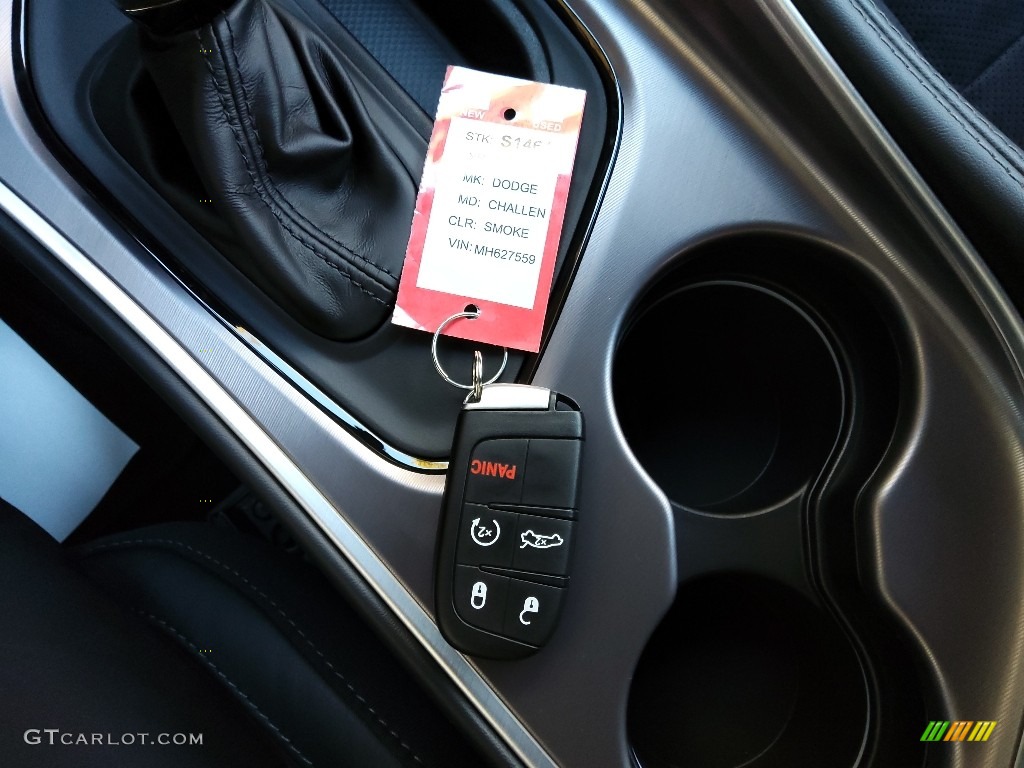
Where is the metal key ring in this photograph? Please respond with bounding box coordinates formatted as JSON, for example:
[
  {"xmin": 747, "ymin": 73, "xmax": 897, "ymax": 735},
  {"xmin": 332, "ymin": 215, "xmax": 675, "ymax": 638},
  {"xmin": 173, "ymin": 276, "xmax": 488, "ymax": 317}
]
[
  {"xmin": 467, "ymin": 351, "xmax": 484, "ymax": 404},
  {"xmin": 431, "ymin": 309, "xmax": 508, "ymax": 389}
]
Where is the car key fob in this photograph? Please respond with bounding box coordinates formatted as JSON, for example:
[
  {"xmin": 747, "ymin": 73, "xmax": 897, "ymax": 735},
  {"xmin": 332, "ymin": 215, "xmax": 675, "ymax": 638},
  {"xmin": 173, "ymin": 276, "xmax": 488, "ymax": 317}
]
[{"xmin": 435, "ymin": 384, "xmax": 583, "ymax": 659}]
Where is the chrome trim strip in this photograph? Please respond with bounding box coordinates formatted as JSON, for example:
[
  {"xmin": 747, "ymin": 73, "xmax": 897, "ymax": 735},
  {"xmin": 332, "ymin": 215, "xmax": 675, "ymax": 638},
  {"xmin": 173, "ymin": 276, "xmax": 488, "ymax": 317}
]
[
  {"xmin": 0, "ymin": 181, "xmax": 557, "ymax": 768},
  {"xmin": 232, "ymin": 326, "xmax": 449, "ymax": 472}
]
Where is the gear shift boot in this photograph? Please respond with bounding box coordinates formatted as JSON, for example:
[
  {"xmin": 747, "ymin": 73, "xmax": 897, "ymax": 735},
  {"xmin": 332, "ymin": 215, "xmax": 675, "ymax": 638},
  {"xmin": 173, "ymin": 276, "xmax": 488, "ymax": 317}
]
[{"xmin": 120, "ymin": 0, "xmax": 419, "ymax": 340}]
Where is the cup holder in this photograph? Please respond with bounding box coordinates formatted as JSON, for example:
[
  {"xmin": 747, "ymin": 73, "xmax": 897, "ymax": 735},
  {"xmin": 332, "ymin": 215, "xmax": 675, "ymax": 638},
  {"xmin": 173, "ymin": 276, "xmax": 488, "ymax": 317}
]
[
  {"xmin": 627, "ymin": 575, "xmax": 867, "ymax": 768},
  {"xmin": 614, "ymin": 281, "xmax": 843, "ymax": 514}
]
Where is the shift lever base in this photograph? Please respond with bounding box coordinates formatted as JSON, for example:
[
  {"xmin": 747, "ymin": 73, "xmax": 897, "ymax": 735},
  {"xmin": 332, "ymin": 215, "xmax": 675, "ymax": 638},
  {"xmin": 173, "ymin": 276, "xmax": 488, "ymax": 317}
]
[{"xmin": 118, "ymin": 0, "xmax": 237, "ymax": 36}]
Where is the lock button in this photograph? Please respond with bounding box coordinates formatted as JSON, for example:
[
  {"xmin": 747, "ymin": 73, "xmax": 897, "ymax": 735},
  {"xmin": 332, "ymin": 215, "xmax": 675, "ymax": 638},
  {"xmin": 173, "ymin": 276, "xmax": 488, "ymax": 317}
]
[
  {"xmin": 502, "ymin": 578, "xmax": 564, "ymax": 646},
  {"xmin": 453, "ymin": 566, "xmax": 508, "ymax": 635}
]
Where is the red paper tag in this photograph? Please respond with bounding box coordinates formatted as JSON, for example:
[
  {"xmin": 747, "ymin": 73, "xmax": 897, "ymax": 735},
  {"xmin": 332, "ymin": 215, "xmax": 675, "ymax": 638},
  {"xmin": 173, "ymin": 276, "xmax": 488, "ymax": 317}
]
[{"xmin": 392, "ymin": 66, "xmax": 586, "ymax": 352}]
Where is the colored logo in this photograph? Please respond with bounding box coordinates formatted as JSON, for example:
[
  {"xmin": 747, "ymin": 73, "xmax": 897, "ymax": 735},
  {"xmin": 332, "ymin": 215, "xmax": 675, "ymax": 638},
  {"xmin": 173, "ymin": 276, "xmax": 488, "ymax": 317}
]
[{"xmin": 921, "ymin": 721, "xmax": 996, "ymax": 742}]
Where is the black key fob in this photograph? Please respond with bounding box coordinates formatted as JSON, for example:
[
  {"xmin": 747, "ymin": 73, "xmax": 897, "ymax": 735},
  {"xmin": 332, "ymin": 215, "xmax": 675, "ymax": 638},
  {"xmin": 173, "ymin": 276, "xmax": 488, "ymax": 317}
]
[{"xmin": 434, "ymin": 384, "xmax": 583, "ymax": 659}]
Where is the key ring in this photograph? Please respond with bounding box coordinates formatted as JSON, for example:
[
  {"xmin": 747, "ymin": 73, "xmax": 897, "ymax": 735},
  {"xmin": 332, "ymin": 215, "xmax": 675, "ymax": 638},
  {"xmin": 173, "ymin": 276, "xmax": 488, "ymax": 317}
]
[
  {"xmin": 431, "ymin": 309, "xmax": 508, "ymax": 394},
  {"xmin": 468, "ymin": 351, "xmax": 484, "ymax": 404}
]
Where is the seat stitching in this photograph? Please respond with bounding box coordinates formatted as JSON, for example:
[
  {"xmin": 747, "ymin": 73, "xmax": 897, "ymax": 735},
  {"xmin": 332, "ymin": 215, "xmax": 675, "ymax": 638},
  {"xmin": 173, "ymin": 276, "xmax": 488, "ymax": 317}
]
[
  {"xmin": 858, "ymin": 0, "xmax": 1024, "ymax": 174},
  {"xmin": 863, "ymin": 0, "xmax": 1024, "ymax": 171},
  {"xmin": 200, "ymin": 27, "xmax": 392, "ymax": 307},
  {"xmin": 137, "ymin": 610, "xmax": 314, "ymax": 767},
  {"xmin": 80, "ymin": 537, "xmax": 426, "ymax": 766},
  {"xmin": 854, "ymin": 0, "xmax": 1024, "ymax": 186}
]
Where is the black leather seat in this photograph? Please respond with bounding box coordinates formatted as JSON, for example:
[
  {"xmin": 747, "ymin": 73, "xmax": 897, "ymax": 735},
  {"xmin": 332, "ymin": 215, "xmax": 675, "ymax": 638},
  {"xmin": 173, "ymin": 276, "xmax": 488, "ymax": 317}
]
[
  {"xmin": 791, "ymin": 0, "xmax": 1024, "ymax": 312},
  {"xmin": 882, "ymin": 0, "xmax": 1024, "ymax": 148},
  {"xmin": 0, "ymin": 497, "xmax": 482, "ymax": 767}
]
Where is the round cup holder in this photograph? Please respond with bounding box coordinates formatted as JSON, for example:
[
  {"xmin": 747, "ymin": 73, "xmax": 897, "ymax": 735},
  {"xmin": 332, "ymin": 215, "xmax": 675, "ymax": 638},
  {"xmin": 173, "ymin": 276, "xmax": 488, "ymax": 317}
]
[
  {"xmin": 627, "ymin": 575, "xmax": 868, "ymax": 768},
  {"xmin": 614, "ymin": 281, "xmax": 843, "ymax": 514}
]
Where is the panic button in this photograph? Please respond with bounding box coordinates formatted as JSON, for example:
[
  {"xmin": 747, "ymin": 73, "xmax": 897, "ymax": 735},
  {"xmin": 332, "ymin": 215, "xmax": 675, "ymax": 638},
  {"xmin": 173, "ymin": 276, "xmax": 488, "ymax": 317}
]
[{"xmin": 464, "ymin": 439, "xmax": 527, "ymax": 504}]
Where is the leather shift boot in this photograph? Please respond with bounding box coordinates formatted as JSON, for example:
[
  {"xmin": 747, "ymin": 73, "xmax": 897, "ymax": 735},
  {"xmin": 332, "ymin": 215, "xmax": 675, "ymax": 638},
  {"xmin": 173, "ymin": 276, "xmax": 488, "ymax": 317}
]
[{"xmin": 127, "ymin": 0, "xmax": 417, "ymax": 340}]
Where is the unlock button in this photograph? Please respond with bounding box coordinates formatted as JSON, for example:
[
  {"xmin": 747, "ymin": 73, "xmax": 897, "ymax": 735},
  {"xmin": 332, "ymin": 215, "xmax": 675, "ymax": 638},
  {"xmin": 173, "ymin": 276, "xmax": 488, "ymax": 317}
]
[{"xmin": 502, "ymin": 579, "xmax": 564, "ymax": 646}]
